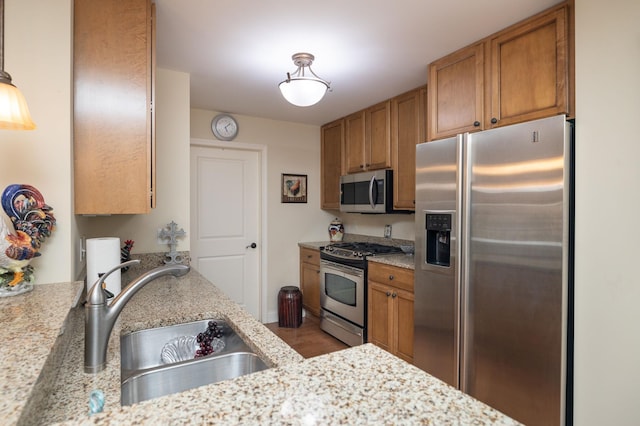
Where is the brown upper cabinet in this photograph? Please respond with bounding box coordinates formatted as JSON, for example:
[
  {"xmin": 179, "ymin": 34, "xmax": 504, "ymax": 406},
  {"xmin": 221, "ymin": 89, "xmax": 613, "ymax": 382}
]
[
  {"xmin": 392, "ymin": 87, "xmax": 426, "ymax": 210},
  {"xmin": 345, "ymin": 101, "xmax": 392, "ymax": 173},
  {"xmin": 74, "ymin": 0, "xmax": 156, "ymax": 214},
  {"xmin": 428, "ymin": 43, "xmax": 484, "ymax": 141},
  {"xmin": 321, "ymin": 119, "xmax": 344, "ymax": 210},
  {"xmin": 488, "ymin": 5, "xmax": 569, "ymax": 128},
  {"xmin": 427, "ymin": 2, "xmax": 572, "ymax": 140}
]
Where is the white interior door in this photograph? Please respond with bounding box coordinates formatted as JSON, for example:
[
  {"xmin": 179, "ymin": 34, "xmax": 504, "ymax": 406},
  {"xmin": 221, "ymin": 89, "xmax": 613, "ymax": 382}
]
[{"xmin": 190, "ymin": 145, "xmax": 261, "ymax": 319}]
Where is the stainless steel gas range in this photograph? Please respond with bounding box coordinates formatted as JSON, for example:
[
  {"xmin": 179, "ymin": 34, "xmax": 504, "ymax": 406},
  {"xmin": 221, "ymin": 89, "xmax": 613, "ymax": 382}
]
[{"xmin": 319, "ymin": 242, "xmax": 402, "ymax": 346}]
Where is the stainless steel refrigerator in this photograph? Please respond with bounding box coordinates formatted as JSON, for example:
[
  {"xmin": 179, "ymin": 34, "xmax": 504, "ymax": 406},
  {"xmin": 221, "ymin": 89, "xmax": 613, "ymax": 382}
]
[{"xmin": 414, "ymin": 115, "xmax": 573, "ymax": 426}]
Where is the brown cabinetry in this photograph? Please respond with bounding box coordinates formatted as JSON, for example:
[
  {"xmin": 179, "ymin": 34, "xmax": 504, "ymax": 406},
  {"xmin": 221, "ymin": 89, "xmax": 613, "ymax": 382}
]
[
  {"xmin": 74, "ymin": 0, "xmax": 155, "ymax": 214},
  {"xmin": 320, "ymin": 119, "xmax": 344, "ymax": 210},
  {"xmin": 367, "ymin": 262, "xmax": 414, "ymax": 363},
  {"xmin": 392, "ymin": 87, "xmax": 426, "ymax": 210},
  {"xmin": 427, "ymin": 3, "xmax": 571, "ymax": 140},
  {"xmin": 428, "ymin": 43, "xmax": 484, "ymax": 141},
  {"xmin": 299, "ymin": 247, "xmax": 321, "ymax": 317},
  {"xmin": 488, "ymin": 5, "xmax": 569, "ymax": 128},
  {"xmin": 345, "ymin": 101, "xmax": 391, "ymax": 173}
]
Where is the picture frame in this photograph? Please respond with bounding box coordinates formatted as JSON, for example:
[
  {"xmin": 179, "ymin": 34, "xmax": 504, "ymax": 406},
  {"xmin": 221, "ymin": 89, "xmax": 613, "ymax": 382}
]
[{"xmin": 281, "ymin": 173, "xmax": 307, "ymax": 203}]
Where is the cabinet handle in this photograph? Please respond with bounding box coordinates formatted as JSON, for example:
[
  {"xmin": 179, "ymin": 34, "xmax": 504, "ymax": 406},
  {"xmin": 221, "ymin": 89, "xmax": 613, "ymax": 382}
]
[
  {"xmin": 491, "ymin": 117, "xmax": 498, "ymax": 124},
  {"xmin": 388, "ymin": 275, "xmax": 394, "ymax": 281},
  {"xmin": 386, "ymin": 291, "xmax": 391, "ymax": 297},
  {"xmin": 392, "ymin": 293, "xmax": 397, "ymax": 298},
  {"xmin": 360, "ymin": 164, "xmax": 365, "ymax": 169},
  {"xmin": 307, "ymin": 255, "xmax": 312, "ymax": 259},
  {"xmin": 473, "ymin": 121, "xmax": 480, "ymax": 127}
]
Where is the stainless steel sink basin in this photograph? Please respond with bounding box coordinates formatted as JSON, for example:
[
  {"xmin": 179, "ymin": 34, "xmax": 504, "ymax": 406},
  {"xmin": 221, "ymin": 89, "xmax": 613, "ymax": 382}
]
[
  {"xmin": 120, "ymin": 319, "xmax": 270, "ymax": 405},
  {"xmin": 121, "ymin": 352, "xmax": 269, "ymax": 405}
]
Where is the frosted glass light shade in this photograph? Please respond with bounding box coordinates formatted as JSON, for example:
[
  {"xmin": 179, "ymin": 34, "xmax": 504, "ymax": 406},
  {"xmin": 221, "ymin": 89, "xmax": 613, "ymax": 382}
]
[
  {"xmin": 279, "ymin": 78, "xmax": 329, "ymax": 107},
  {"xmin": 0, "ymin": 81, "xmax": 36, "ymax": 130}
]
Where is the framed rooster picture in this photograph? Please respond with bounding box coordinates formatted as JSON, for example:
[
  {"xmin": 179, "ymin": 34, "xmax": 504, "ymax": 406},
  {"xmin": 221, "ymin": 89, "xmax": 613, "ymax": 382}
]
[{"xmin": 281, "ymin": 173, "xmax": 307, "ymax": 203}]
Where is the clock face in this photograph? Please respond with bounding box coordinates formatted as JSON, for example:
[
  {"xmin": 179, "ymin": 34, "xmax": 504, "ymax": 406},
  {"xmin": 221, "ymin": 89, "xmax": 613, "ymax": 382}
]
[{"xmin": 211, "ymin": 114, "xmax": 238, "ymax": 141}]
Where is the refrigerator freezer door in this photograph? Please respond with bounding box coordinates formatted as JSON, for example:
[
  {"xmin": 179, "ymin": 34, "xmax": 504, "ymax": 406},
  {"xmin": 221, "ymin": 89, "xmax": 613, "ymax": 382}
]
[
  {"xmin": 461, "ymin": 115, "xmax": 570, "ymax": 426},
  {"xmin": 414, "ymin": 135, "xmax": 462, "ymax": 387}
]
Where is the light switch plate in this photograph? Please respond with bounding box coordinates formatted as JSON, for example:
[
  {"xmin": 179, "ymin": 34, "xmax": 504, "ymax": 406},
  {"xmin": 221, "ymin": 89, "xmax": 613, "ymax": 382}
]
[{"xmin": 384, "ymin": 224, "xmax": 392, "ymax": 238}]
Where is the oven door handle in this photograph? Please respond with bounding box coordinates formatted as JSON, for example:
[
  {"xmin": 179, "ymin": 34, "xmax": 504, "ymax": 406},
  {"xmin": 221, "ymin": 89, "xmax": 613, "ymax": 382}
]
[{"xmin": 320, "ymin": 260, "xmax": 365, "ymax": 277}]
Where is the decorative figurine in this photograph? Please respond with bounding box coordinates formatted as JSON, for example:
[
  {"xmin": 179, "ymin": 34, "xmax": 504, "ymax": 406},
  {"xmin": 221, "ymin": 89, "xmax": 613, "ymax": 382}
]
[
  {"xmin": 0, "ymin": 184, "xmax": 56, "ymax": 296},
  {"xmin": 158, "ymin": 221, "xmax": 186, "ymax": 264},
  {"xmin": 328, "ymin": 218, "xmax": 344, "ymax": 242}
]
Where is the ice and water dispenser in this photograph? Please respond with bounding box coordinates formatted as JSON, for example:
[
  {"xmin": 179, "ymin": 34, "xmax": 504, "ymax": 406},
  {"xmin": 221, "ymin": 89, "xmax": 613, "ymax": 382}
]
[{"xmin": 425, "ymin": 213, "xmax": 451, "ymax": 267}]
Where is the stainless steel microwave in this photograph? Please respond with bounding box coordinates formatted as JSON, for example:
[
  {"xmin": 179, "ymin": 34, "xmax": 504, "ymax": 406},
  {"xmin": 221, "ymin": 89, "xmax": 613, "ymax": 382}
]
[{"xmin": 340, "ymin": 169, "xmax": 395, "ymax": 213}]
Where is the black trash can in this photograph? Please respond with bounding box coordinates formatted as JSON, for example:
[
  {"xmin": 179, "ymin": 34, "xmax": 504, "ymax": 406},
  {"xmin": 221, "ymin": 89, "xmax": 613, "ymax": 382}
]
[{"xmin": 278, "ymin": 286, "xmax": 302, "ymax": 328}]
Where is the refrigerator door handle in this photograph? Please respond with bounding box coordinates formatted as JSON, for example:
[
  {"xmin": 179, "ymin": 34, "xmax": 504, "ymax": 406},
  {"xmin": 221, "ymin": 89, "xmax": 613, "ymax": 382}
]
[{"xmin": 458, "ymin": 132, "xmax": 471, "ymax": 392}]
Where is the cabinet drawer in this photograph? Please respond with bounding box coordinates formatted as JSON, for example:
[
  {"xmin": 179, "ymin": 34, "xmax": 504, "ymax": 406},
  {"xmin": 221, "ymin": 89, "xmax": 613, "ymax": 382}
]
[
  {"xmin": 300, "ymin": 247, "xmax": 320, "ymax": 265},
  {"xmin": 368, "ymin": 262, "xmax": 414, "ymax": 293}
]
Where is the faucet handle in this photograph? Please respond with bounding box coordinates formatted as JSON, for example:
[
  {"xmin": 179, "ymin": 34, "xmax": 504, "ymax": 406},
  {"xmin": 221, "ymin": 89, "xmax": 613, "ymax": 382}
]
[{"xmin": 86, "ymin": 260, "xmax": 141, "ymax": 306}]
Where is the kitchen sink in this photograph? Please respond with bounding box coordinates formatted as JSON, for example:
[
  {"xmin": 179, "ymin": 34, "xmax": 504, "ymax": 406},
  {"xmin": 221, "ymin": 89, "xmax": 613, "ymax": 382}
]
[
  {"xmin": 121, "ymin": 319, "xmax": 255, "ymax": 374},
  {"xmin": 121, "ymin": 352, "xmax": 269, "ymax": 405},
  {"xmin": 120, "ymin": 319, "xmax": 270, "ymax": 405}
]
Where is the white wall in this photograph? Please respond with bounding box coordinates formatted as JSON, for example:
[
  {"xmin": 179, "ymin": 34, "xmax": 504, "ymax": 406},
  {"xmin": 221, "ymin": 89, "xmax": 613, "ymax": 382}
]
[
  {"xmin": 79, "ymin": 69, "xmax": 191, "ymax": 256},
  {"xmin": 191, "ymin": 109, "xmax": 337, "ymax": 321},
  {"xmin": 573, "ymin": 0, "xmax": 640, "ymax": 424},
  {"xmin": 0, "ymin": 0, "xmax": 74, "ymax": 284}
]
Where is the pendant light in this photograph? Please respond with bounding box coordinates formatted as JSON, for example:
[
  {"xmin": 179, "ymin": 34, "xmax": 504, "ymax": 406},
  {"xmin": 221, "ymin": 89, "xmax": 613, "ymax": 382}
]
[
  {"xmin": 279, "ymin": 53, "xmax": 330, "ymax": 107},
  {"xmin": 0, "ymin": 0, "xmax": 36, "ymax": 130}
]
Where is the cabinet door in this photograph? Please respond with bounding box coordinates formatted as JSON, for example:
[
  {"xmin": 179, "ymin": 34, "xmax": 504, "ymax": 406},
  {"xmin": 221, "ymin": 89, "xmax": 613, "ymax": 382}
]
[
  {"xmin": 394, "ymin": 288, "xmax": 414, "ymax": 363},
  {"xmin": 300, "ymin": 248, "xmax": 321, "ymax": 317},
  {"xmin": 428, "ymin": 43, "xmax": 484, "ymax": 141},
  {"xmin": 366, "ymin": 101, "xmax": 392, "ymax": 171},
  {"xmin": 74, "ymin": 0, "xmax": 153, "ymax": 214},
  {"xmin": 321, "ymin": 119, "xmax": 344, "ymax": 210},
  {"xmin": 392, "ymin": 87, "xmax": 425, "ymax": 210},
  {"xmin": 367, "ymin": 281, "xmax": 392, "ymax": 351},
  {"xmin": 488, "ymin": 5, "xmax": 568, "ymax": 128},
  {"xmin": 345, "ymin": 111, "xmax": 366, "ymax": 173}
]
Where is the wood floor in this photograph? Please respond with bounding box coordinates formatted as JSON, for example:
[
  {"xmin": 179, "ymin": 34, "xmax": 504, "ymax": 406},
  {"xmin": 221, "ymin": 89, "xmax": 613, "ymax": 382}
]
[{"xmin": 265, "ymin": 314, "xmax": 348, "ymax": 358}]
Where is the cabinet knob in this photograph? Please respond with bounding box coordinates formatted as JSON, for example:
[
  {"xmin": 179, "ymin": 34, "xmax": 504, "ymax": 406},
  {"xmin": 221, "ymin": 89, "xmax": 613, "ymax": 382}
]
[
  {"xmin": 391, "ymin": 293, "xmax": 397, "ymax": 298},
  {"xmin": 473, "ymin": 121, "xmax": 480, "ymax": 127},
  {"xmin": 491, "ymin": 117, "xmax": 498, "ymax": 124},
  {"xmin": 360, "ymin": 164, "xmax": 365, "ymax": 169},
  {"xmin": 307, "ymin": 255, "xmax": 312, "ymax": 259},
  {"xmin": 388, "ymin": 275, "xmax": 394, "ymax": 281},
  {"xmin": 386, "ymin": 291, "xmax": 391, "ymax": 297}
]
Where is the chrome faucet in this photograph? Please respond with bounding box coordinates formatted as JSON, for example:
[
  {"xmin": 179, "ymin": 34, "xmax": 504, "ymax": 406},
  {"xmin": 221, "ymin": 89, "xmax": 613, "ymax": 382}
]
[{"xmin": 84, "ymin": 260, "xmax": 190, "ymax": 373}]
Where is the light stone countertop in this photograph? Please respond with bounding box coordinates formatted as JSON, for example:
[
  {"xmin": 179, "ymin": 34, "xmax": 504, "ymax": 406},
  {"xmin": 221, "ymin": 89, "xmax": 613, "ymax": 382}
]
[
  {"xmin": 0, "ymin": 281, "xmax": 84, "ymax": 425},
  {"xmin": 4, "ymin": 264, "xmax": 520, "ymax": 426}
]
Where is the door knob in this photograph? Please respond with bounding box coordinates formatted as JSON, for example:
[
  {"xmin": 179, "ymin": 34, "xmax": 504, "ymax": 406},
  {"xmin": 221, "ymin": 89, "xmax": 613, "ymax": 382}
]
[{"xmin": 246, "ymin": 242, "xmax": 257, "ymax": 249}]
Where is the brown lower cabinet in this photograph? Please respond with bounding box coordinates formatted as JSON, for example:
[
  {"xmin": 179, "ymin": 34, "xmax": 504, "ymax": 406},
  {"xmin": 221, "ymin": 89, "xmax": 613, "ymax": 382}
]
[
  {"xmin": 367, "ymin": 262, "xmax": 414, "ymax": 363},
  {"xmin": 299, "ymin": 247, "xmax": 321, "ymax": 317}
]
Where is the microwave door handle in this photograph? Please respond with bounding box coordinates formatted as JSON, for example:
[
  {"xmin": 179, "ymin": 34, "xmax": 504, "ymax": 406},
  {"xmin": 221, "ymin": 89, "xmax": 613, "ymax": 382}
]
[{"xmin": 368, "ymin": 175, "xmax": 377, "ymax": 209}]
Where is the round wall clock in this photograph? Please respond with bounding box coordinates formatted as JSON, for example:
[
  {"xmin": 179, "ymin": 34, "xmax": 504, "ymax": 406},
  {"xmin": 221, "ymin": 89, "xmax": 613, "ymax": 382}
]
[{"xmin": 211, "ymin": 114, "xmax": 239, "ymax": 141}]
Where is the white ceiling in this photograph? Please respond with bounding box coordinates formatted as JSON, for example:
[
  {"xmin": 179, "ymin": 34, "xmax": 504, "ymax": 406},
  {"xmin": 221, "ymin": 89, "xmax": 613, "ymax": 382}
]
[{"xmin": 155, "ymin": 0, "xmax": 561, "ymax": 126}]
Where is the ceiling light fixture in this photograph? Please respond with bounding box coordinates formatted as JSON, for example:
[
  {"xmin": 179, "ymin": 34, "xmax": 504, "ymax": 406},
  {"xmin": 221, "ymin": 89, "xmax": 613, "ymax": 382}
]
[
  {"xmin": 279, "ymin": 52, "xmax": 330, "ymax": 107},
  {"xmin": 0, "ymin": 0, "xmax": 36, "ymax": 130}
]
